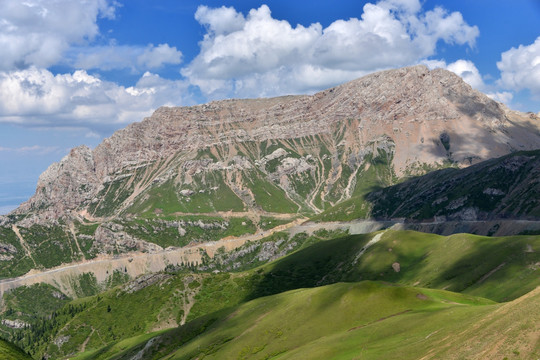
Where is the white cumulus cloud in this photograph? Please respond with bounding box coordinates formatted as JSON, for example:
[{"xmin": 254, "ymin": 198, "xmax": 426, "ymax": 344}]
[
  {"xmin": 0, "ymin": 0, "xmax": 182, "ymax": 75},
  {"xmin": 0, "ymin": 68, "xmax": 193, "ymax": 133},
  {"xmin": 182, "ymin": 1, "xmax": 479, "ymax": 99},
  {"xmin": 485, "ymin": 91, "xmax": 514, "ymax": 104},
  {"xmin": 195, "ymin": 5, "xmax": 246, "ymax": 36},
  {"xmin": 0, "ymin": 0, "xmax": 118, "ymax": 70},
  {"xmin": 497, "ymin": 36, "xmax": 540, "ymax": 98},
  {"xmin": 446, "ymin": 59, "xmax": 484, "ymax": 89}
]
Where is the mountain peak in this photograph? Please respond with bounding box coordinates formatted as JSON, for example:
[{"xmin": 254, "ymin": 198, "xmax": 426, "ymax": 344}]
[{"xmin": 11, "ymin": 66, "xmax": 540, "ymax": 224}]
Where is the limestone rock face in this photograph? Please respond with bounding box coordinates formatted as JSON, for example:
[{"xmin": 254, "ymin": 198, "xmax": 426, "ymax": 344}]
[
  {"xmin": 11, "ymin": 65, "xmax": 540, "ymax": 223},
  {"xmin": 15, "ymin": 145, "xmax": 99, "ymax": 223}
]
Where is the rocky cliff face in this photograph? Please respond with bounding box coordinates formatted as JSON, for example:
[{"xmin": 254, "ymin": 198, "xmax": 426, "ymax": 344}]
[
  {"xmin": 13, "ymin": 65, "xmax": 540, "ymax": 224},
  {"xmin": 18, "ymin": 146, "xmax": 100, "ymax": 221}
]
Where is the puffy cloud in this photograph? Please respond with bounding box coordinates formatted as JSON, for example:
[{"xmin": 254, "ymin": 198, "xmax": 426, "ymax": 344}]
[
  {"xmin": 412, "ymin": 7, "xmax": 479, "ymax": 51},
  {"xmin": 497, "ymin": 36, "xmax": 540, "ymax": 98},
  {"xmin": 423, "ymin": 59, "xmax": 485, "ymax": 88},
  {"xmin": 137, "ymin": 44, "xmax": 183, "ymax": 69},
  {"xmin": 70, "ymin": 43, "xmax": 182, "ymax": 71},
  {"xmin": 0, "ymin": 0, "xmax": 184, "ymax": 75},
  {"xmin": 0, "ymin": 68, "xmax": 193, "ymax": 133},
  {"xmin": 446, "ymin": 59, "xmax": 484, "ymax": 89},
  {"xmin": 183, "ymin": 1, "xmax": 479, "ymax": 98},
  {"xmin": 195, "ymin": 5, "xmax": 246, "ymax": 36},
  {"xmin": 0, "ymin": 0, "xmax": 189, "ymax": 134},
  {"xmin": 0, "ymin": 0, "xmax": 118, "ymax": 70},
  {"xmin": 377, "ymin": 0, "xmax": 422, "ymax": 14},
  {"xmin": 188, "ymin": 5, "xmax": 321, "ymax": 79}
]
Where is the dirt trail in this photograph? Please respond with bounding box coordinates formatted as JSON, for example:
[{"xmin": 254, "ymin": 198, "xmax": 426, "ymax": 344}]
[
  {"xmin": 170, "ymin": 210, "xmax": 300, "ymax": 220},
  {"xmin": 68, "ymin": 222, "xmax": 85, "ymax": 260},
  {"xmin": 9, "ymin": 217, "xmax": 531, "ymax": 300},
  {"xmin": 80, "ymin": 328, "xmax": 95, "ymax": 353},
  {"xmin": 11, "ymin": 225, "xmax": 37, "ymax": 268},
  {"xmin": 475, "ymin": 262, "xmax": 506, "ymax": 285},
  {"xmin": 4, "ymin": 218, "xmax": 535, "ymax": 299},
  {"xmin": 179, "ymin": 275, "xmax": 202, "ymax": 326}
]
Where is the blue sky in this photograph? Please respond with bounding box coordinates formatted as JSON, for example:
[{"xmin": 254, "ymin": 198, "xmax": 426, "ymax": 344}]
[{"xmin": 0, "ymin": 0, "xmax": 539, "ymax": 214}]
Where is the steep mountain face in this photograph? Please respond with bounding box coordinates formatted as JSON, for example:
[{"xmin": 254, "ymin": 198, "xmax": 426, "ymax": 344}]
[
  {"xmin": 0, "ymin": 65, "xmax": 539, "ymax": 280},
  {"xmin": 316, "ymin": 149, "xmax": 540, "ymax": 225},
  {"xmin": 367, "ymin": 150, "xmax": 540, "ymax": 222},
  {"xmin": 13, "ymin": 65, "xmax": 540, "ymax": 224},
  {"xmin": 2, "ymin": 65, "xmax": 540, "ymax": 360}
]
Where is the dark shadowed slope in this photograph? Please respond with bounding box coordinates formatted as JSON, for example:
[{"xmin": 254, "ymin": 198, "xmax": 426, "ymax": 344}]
[{"xmin": 317, "ymin": 149, "xmax": 540, "ymax": 224}]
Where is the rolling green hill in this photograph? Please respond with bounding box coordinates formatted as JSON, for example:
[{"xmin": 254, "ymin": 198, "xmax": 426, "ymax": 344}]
[
  {"xmin": 2, "ymin": 229, "xmax": 538, "ymax": 359},
  {"xmin": 68, "ymin": 281, "xmax": 539, "ymax": 360},
  {"xmin": 248, "ymin": 229, "xmax": 540, "ymax": 302}
]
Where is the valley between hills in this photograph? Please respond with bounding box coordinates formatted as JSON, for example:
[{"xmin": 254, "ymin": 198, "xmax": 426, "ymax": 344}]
[{"xmin": 0, "ymin": 65, "xmax": 539, "ymax": 359}]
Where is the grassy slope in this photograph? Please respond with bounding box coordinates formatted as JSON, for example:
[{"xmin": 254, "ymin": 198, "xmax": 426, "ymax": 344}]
[
  {"xmin": 310, "ymin": 145, "xmax": 398, "ymax": 222},
  {"xmin": 266, "ymin": 284, "xmax": 540, "ymax": 360},
  {"xmin": 69, "ymin": 281, "xmax": 539, "ymax": 360},
  {"xmin": 40, "ymin": 274, "xmax": 196, "ymax": 359},
  {"xmin": 1, "ymin": 283, "xmax": 70, "ymax": 320},
  {"xmin": 0, "ymin": 226, "xmax": 34, "ymax": 278},
  {"xmin": 162, "ymin": 282, "xmax": 497, "ymax": 360},
  {"xmin": 251, "ymin": 230, "xmax": 540, "ymax": 302},
  {"xmin": 117, "ymin": 216, "xmax": 257, "ymax": 248},
  {"xmin": 126, "ymin": 173, "xmax": 247, "ymax": 217},
  {"xmin": 6, "ymin": 230, "xmax": 539, "ymax": 358},
  {"xmin": 2, "ymin": 231, "xmax": 335, "ymax": 359},
  {"xmin": 0, "ymin": 339, "xmax": 32, "ymax": 360},
  {"xmin": 0, "ymin": 223, "xmax": 91, "ymax": 279}
]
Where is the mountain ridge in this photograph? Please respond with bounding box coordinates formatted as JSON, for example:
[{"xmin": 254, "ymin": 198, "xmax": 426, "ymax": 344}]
[
  {"xmin": 11, "ymin": 65, "xmax": 540, "ymax": 225},
  {"xmin": 0, "ymin": 65, "xmax": 539, "ymax": 286}
]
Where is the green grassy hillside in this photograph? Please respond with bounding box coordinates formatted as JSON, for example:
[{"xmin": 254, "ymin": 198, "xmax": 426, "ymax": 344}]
[
  {"xmin": 2, "ymin": 230, "xmax": 537, "ymax": 359},
  {"xmin": 249, "ymin": 230, "xmax": 540, "ymax": 302},
  {"xmin": 0, "ymin": 339, "xmax": 31, "ymax": 360},
  {"xmin": 69, "ymin": 281, "xmax": 539, "ymax": 360},
  {"xmin": 157, "ymin": 282, "xmax": 496, "ymax": 360}
]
